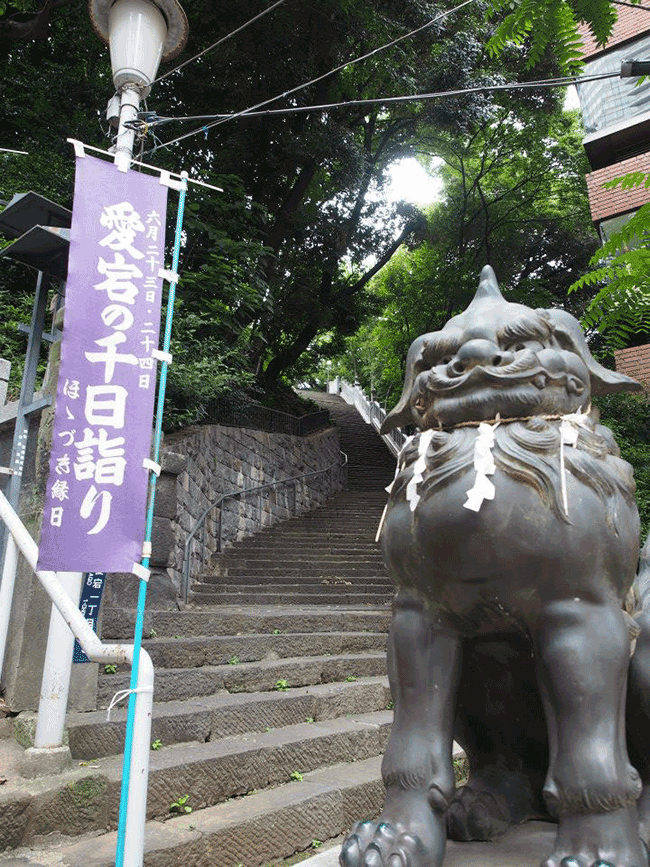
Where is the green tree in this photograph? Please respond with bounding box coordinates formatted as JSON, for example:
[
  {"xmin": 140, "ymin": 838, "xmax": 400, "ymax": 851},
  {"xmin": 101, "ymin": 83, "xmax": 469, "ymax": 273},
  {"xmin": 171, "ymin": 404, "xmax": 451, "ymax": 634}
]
[
  {"xmin": 0, "ymin": 0, "xmax": 625, "ymax": 405},
  {"xmin": 570, "ymin": 173, "xmax": 650, "ymax": 354},
  {"xmin": 335, "ymin": 107, "xmax": 598, "ymax": 403}
]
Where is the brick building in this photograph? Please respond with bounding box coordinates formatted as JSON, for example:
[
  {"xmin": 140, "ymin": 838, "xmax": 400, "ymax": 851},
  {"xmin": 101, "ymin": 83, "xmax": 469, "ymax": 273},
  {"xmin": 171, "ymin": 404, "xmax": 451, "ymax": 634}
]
[
  {"xmin": 577, "ymin": 9, "xmax": 650, "ymax": 381},
  {"xmin": 577, "ymin": 7, "xmax": 650, "ymax": 240},
  {"xmin": 614, "ymin": 344, "xmax": 650, "ymax": 390}
]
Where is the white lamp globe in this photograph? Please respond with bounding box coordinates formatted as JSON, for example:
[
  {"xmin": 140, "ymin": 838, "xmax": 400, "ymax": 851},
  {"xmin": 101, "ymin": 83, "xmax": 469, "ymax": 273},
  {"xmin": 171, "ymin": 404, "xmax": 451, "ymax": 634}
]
[
  {"xmin": 108, "ymin": 0, "xmax": 166, "ymax": 90},
  {"xmin": 89, "ymin": 0, "xmax": 188, "ymax": 93}
]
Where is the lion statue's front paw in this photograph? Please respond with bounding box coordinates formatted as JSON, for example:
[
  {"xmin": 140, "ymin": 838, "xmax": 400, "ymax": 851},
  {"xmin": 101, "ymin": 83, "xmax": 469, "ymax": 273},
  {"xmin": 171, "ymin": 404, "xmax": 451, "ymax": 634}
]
[{"xmin": 340, "ymin": 798, "xmax": 446, "ymax": 867}]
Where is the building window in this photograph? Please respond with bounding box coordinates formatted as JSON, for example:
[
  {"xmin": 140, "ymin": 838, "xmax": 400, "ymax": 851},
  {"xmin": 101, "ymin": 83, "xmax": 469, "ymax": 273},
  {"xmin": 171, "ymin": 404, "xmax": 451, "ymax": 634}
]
[{"xmin": 577, "ymin": 33, "xmax": 650, "ymax": 133}]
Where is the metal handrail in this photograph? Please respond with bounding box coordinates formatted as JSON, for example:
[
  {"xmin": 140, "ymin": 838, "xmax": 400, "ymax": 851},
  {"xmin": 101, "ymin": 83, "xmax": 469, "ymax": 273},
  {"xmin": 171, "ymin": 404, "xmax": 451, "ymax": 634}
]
[
  {"xmin": 182, "ymin": 451, "xmax": 348, "ymax": 602},
  {"xmin": 0, "ymin": 489, "xmax": 154, "ymax": 867},
  {"xmin": 200, "ymin": 399, "xmax": 331, "ymax": 436},
  {"xmin": 336, "ymin": 380, "xmax": 406, "ymax": 457}
]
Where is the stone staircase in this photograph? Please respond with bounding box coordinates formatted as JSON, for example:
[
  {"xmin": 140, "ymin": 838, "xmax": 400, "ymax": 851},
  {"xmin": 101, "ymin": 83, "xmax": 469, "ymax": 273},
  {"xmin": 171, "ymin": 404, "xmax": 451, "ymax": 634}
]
[
  {"xmin": 190, "ymin": 391, "xmax": 396, "ymax": 607},
  {"xmin": 0, "ymin": 393, "xmax": 400, "ymax": 866}
]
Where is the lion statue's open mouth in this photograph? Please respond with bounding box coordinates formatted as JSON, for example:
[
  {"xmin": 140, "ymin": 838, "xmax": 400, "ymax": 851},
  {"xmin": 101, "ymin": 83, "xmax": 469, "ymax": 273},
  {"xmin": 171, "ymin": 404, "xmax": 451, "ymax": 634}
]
[{"xmin": 340, "ymin": 266, "xmax": 650, "ymax": 867}]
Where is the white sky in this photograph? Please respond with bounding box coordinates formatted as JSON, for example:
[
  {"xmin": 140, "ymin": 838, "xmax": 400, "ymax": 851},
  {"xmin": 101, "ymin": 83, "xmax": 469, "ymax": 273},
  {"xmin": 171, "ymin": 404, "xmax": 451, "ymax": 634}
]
[
  {"xmin": 564, "ymin": 85, "xmax": 580, "ymax": 111},
  {"xmin": 385, "ymin": 157, "xmax": 443, "ymax": 204},
  {"xmin": 379, "ymin": 88, "xmax": 580, "ymax": 211}
]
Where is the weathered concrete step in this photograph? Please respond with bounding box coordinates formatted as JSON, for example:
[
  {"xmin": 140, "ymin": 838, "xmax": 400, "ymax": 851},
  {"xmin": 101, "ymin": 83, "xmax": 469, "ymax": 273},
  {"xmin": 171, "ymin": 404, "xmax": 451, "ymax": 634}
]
[
  {"xmin": 254, "ymin": 537, "xmax": 379, "ymax": 547},
  {"xmin": 199, "ymin": 578, "xmax": 390, "ymax": 591},
  {"xmin": 97, "ymin": 652, "xmax": 388, "ymax": 705},
  {"xmin": 60, "ymin": 676, "xmax": 391, "ymax": 759},
  {"xmin": 0, "ymin": 756, "xmax": 385, "ymax": 866},
  {"xmin": 275, "ymin": 519, "xmax": 382, "ymax": 527},
  {"xmin": 202, "ymin": 570, "xmax": 390, "ymax": 584},
  {"xmin": 192, "ymin": 586, "xmax": 391, "ymax": 602},
  {"xmin": 0, "ymin": 714, "xmax": 391, "ymax": 846},
  {"xmin": 196, "ymin": 583, "xmax": 391, "ymax": 599},
  {"xmin": 260, "ymin": 529, "xmax": 379, "ymax": 536},
  {"xmin": 190, "ymin": 589, "xmax": 393, "ymax": 605},
  {"xmin": 260, "ymin": 531, "xmax": 380, "ymax": 541},
  {"xmin": 138, "ymin": 630, "xmax": 388, "ymax": 668},
  {"xmin": 214, "ymin": 550, "xmax": 386, "ymax": 561},
  {"xmin": 218, "ymin": 544, "xmax": 384, "ymax": 556},
  {"xmin": 224, "ymin": 537, "xmax": 383, "ymax": 565},
  {"xmin": 102, "ymin": 605, "xmax": 391, "ymax": 640},
  {"xmin": 293, "ymin": 501, "xmax": 386, "ymax": 509},
  {"xmin": 201, "ymin": 572, "xmax": 389, "ymax": 585},
  {"xmin": 211, "ymin": 564, "xmax": 387, "ymax": 578}
]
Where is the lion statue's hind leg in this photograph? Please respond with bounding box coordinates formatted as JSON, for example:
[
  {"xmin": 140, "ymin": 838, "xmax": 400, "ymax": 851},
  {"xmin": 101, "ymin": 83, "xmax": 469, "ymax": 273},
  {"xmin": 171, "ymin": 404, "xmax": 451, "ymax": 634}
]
[
  {"xmin": 448, "ymin": 636, "xmax": 550, "ymax": 843},
  {"xmin": 535, "ymin": 599, "xmax": 646, "ymax": 867}
]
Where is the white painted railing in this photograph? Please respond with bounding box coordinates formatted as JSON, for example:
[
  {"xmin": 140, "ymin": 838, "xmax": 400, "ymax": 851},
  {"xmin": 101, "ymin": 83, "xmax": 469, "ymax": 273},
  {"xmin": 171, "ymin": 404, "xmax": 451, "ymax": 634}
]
[
  {"xmin": 0, "ymin": 490, "xmax": 153, "ymax": 867},
  {"xmin": 330, "ymin": 379, "xmax": 406, "ymax": 457}
]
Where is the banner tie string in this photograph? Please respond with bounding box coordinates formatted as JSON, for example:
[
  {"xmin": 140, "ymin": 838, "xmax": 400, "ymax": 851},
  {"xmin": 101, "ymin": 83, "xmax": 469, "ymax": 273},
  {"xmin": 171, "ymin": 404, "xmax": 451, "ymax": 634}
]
[{"xmin": 106, "ymin": 685, "xmax": 154, "ymax": 721}]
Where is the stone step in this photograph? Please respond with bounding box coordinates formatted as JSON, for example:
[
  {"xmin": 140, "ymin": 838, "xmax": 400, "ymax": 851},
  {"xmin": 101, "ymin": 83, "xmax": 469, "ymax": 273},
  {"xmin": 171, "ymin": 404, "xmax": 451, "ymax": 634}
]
[
  {"xmin": 138, "ymin": 630, "xmax": 388, "ymax": 668},
  {"xmin": 190, "ymin": 589, "xmax": 393, "ymax": 605},
  {"xmin": 225, "ymin": 537, "xmax": 380, "ymax": 548},
  {"xmin": 279, "ymin": 514, "xmax": 384, "ymax": 521},
  {"xmin": 218, "ymin": 543, "xmax": 384, "ymax": 554},
  {"xmin": 206, "ymin": 565, "xmax": 388, "ymax": 578},
  {"xmin": 261, "ymin": 529, "xmax": 380, "ymax": 538},
  {"xmin": 199, "ymin": 575, "xmax": 391, "ymax": 588},
  {"xmin": 279, "ymin": 515, "xmax": 382, "ymax": 523},
  {"xmin": 213, "ymin": 561, "xmax": 386, "ymax": 574},
  {"xmin": 193, "ymin": 584, "xmax": 392, "ymax": 598},
  {"xmin": 0, "ymin": 756, "xmax": 386, "ymax": 866},
  {"xmin": 193, "ymin": 575, "xmax": 394, "ymax": 596},
  {"xmin": 101, "ymin": 605, "xmax": 392, "ymax": 640},
  {"xmin": 50, "ymin": 676, "xmax": 390, "ymax": 759},
  {"xmin": 1, "ymin": 714, "xmax": 392, "ymax": 847},
  {"xmin": 97, "ymin": 652, "xmax": 388, "ymax": 705},
  {"xmin": 237, "ymin": 533, "xmax": 380, "ymax": 544},
  {"xmin": 210, "ymin": 568, "xmax": 387, "ymax": 581}
]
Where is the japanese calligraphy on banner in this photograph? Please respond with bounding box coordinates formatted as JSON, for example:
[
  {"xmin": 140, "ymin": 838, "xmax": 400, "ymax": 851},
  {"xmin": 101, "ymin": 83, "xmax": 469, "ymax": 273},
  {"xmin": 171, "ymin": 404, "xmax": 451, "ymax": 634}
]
[{"xmin": 38, "ymin": 154, "xmax": 168, "ymax": 572}]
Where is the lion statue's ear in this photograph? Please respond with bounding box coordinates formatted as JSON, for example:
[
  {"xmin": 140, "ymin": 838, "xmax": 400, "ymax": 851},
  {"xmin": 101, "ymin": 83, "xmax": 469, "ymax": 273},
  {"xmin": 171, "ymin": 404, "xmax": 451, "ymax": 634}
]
[
  {"xmin": 380, "ymin": 332, "xmax": 440, "ymax": 433},
  {"xmin": 544, "ymin": 308, "xmax": 643, "ymax": 396}
]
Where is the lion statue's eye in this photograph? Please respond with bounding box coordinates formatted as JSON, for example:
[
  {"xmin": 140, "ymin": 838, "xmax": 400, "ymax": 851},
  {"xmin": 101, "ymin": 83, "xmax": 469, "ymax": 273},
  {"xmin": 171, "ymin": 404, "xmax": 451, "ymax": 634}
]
[
  {"xmin": 508, "ymin": 339, "xmax": 544, "ymax": 352},
  {"xmin": 439, "ymin": 356, "xmax": 452, "ymax": 365}
]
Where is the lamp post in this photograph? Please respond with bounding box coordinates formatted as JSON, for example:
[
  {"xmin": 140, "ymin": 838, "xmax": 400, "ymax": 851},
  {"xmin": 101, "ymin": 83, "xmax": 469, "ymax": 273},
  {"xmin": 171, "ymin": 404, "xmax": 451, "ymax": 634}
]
[{"xmin": 89, "ymin": 0, "xmax": 188, "ymax": 171}]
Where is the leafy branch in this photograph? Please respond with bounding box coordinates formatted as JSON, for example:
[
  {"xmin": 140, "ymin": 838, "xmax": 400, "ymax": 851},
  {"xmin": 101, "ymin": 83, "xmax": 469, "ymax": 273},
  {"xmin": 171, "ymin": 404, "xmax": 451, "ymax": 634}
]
[
  {"xmin": 487, "ymin": 0, "xmax": 617, "ymax": 73},
  {"xmin": 570, "ymin": 202, "xmax": 650, "ymax": 347}
]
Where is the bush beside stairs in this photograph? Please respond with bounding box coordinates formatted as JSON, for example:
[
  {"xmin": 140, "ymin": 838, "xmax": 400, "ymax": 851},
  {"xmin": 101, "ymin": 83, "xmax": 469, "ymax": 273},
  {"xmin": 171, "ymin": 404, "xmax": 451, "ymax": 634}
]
[{"xmin": 0, "ymin": 393, "xmax": 401, "ymax": 867}]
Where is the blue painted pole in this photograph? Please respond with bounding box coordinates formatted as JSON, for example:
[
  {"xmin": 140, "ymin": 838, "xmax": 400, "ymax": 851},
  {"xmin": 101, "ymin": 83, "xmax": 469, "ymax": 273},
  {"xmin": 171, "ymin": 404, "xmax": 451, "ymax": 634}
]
[{"xmin": 115, "ymin": 171, "xmax": 188, "ymax": 867}]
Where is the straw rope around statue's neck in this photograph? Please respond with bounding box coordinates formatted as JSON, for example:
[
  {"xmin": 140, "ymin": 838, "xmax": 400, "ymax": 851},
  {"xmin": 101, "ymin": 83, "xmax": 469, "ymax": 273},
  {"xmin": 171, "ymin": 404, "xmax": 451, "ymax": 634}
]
[
  {"xmin": 375, "ymin": 407, "xmax": 593, "ymax": 541},
  {"xmin": 413, "ymin": 407, "xmax": 592, "ymax": 516},
  {"xmin": 434, "ymin": 410, "xmax": 587, "ymax": 431}
]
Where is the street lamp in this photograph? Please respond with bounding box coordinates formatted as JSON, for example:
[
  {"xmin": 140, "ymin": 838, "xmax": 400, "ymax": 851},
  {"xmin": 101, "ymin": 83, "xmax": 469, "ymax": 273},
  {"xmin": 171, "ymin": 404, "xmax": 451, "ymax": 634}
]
[{"xmin": 88, "ymin": 0, "xmax": 188, "ymax": 171}]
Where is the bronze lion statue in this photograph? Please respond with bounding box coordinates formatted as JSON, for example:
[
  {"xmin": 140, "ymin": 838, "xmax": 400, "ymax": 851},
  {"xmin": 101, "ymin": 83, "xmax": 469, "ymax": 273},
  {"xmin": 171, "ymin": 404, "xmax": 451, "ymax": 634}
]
[{"xmin": 340, "ymin": 266, "xmax": 650, "ymax": 867}]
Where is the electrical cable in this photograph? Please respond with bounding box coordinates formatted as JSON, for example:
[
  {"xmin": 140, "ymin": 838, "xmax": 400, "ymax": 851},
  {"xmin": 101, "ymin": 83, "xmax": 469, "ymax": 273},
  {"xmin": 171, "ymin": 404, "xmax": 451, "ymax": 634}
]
[
  {"xmin": 152, "ymin": 0, "xmax": 289, "ymax": 85},
  {"xmin": 140, "ymin": 70, "xmax": 618, "ymax": 143},
  {"xmin": 145, "ymin": 0, "xmax": 478, "ymax": 153}
]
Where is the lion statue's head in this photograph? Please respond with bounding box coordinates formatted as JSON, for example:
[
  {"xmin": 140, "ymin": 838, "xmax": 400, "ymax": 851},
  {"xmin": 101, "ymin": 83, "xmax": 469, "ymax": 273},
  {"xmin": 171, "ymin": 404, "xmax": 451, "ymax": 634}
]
[{"xmin": 381, "ymin": 265, "xmax": 642, "ymax": 434}]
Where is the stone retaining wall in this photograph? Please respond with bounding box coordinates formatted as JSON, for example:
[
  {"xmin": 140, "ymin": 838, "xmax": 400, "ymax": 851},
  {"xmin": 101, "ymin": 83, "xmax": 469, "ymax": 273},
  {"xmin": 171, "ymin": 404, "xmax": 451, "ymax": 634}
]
[{"xmin": 163, "ymin": 423, "xmax": 344, "ymax": 596}]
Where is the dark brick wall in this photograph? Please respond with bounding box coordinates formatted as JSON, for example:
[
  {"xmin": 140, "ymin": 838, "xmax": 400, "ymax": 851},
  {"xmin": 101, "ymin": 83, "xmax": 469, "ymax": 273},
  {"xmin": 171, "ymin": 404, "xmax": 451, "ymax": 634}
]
[
  {"xmin": 578, "ymin": 9, "xmax": 650, "ymax": 59},
  {"xmin": 586, "ymin": 152, "xmax": 650, "ymax": 222},
  {"xmin": 615, "ymin": 343, "xmax": 650, "ymax": 389}
]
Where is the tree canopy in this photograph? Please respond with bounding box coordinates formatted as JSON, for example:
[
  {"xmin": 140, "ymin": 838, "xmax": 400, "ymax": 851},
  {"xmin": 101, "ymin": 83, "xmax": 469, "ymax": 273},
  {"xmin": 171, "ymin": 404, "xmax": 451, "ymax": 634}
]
[
  {"xmin": 0, "ymin": 0, "xmax": 630, "ymax": 417},
  {"xmin": 324, "ymin": 108, "xmax": 597, "ymax": 404}
]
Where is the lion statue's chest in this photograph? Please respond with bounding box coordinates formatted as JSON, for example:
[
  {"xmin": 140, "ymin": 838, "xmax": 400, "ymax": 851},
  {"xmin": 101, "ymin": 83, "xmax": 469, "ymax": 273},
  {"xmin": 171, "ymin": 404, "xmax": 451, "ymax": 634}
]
[{"xmin": 379, "ymin": 425, "xmax": 640, "ymax": 627}]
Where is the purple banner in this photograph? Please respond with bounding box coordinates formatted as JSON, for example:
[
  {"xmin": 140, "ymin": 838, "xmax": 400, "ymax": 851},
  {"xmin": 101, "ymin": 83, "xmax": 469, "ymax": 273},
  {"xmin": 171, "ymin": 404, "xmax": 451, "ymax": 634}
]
[{"xmin": 38, "ymin": 154, "xmax": 168, "ymax": 572}]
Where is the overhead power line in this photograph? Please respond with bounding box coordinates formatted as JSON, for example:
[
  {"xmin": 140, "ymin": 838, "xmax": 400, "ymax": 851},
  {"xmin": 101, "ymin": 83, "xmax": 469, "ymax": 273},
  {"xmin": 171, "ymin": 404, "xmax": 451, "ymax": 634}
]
[
  {"xmin": 139, "ymin": 71, "xmax": 616, "ymax": 146},
  {"xmin": 145, "ymin": 0, "xmax": 478, "ymax": 153},
  {"xmin": 152, "ymin": 0, "xmax": 290, "ymax": 85}
]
